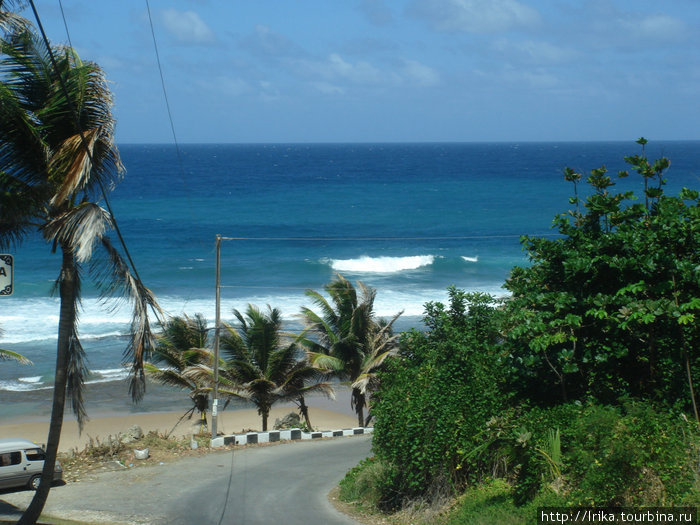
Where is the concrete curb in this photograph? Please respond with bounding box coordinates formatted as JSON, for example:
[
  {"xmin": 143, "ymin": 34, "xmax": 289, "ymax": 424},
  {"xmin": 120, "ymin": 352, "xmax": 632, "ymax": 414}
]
[{"xmin": 210, "ymin": 427, "xmax": 373, "ymax": 448}]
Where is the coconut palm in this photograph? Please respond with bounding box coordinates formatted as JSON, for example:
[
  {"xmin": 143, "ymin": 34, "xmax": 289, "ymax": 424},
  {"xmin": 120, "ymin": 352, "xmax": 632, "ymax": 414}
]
[
  {"xmin": 212, "ymin": 304, "xmax": 333, "ymax": 432},
  {"xmin": 0, "ymin": 27, "xmax": 159, "ymax": 523},
  {"xmin": 146, "ymin": 314, "xmax": 211, "ymax": 434},
  {"xmin": 301, "ymin": 273, "xmax": 402, "ymax": 427}
]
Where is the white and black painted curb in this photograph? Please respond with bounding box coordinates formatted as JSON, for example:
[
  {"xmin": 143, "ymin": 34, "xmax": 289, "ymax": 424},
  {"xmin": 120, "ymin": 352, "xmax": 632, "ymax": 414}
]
[{"xmin": 210, "ymin": 427, "xmax": 373, "ymax": 448}]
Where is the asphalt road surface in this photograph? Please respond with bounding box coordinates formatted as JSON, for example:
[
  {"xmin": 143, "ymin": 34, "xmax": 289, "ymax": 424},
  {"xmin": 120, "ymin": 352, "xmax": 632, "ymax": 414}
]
[{"xmin": 0, "ymin": 435, "xmax": 372, "ymax": 525}]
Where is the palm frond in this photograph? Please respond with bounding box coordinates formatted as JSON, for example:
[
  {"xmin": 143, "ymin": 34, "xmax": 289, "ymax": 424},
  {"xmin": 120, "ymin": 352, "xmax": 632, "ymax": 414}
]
[
  {"xmin": 0, "ymin": 171, "xmax": 48, "ymax": 249},
  {"xmin": 309, "ymin": 352, "xmax": 344, "ymax": 372},
  {"xmin": 154, "ymin": 314, "xmax": 210, "ymax": 363},
  {"xmin": 66, "ymin": 325, "xmax": 89, "ymax": 431},
  {"xmin": 0, "ymin": 347, "xmax": 32, "ymax": 365},
  {"xmin": 299, "ymin": 306, "xmax": 339, "ymax": 348},
  {"xmin": 48, "ymin": 129, "xmax": 99, "ymax": 207},
  {"xmin": 0, "ymin": 1, "xmax": 30, "ymax": 35},
  {"xmin": 96, "ymin": 236, "xmax": 162, "ymax": 401},
  {"xmin": 144, "ymin": 363, "xmax": 196, "ymax": 391},
  {"xmin": 42, "ymin": 202, "xmax": 113, "ymax": 262},
  {"xmin": 303, "ymin": 289, "xmax": 339, "ymax": 334},
  {"xmin": 273, "ymin": 380, "xmax": 336, "ymax": 402}
]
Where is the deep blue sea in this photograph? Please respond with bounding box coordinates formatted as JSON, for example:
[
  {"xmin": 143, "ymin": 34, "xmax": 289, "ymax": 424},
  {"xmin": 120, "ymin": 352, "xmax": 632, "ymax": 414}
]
[{"xmin": 2, "ymin": 141, "xmax": 699, "ymax": 405}]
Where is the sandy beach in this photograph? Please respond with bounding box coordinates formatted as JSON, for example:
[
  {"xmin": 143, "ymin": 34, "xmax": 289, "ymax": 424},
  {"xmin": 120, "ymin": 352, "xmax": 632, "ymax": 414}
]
[
  {"xmin": 0, "ymin": 380, "xmax": 360, "ymax": 452},
  {"xmin": 0, "ymin": 405, "xmax": 360, "ymax": 452}
]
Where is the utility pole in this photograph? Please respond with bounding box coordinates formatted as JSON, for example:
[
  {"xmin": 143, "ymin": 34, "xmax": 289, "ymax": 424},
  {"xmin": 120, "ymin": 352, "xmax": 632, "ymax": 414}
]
[{"xmin": 211, "ymin": 234, "xmax": 221, "ymax": 439}]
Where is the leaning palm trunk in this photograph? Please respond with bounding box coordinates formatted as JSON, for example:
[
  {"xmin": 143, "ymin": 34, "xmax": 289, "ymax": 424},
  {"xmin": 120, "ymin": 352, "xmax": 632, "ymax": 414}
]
[
  {"xmin": 19, "ymin": 246, "xmax": 76, "ymax": 525},
  {"xmin": 297, "ymin": 395, "xmax": 312, "ymax": 430},
  {"xmin": 261, "ymin": 405, "xmax": 270, "ymax": 432},
  {"xmin": 352, "ymin": 387, "xmax": 365, "ymax": 428}
]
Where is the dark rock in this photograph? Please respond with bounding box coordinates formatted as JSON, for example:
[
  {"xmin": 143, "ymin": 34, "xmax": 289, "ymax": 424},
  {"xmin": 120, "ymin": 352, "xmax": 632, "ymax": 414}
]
[{"xmin": 273, "ymin": 412, "xmax": 301, "ymax": 430}]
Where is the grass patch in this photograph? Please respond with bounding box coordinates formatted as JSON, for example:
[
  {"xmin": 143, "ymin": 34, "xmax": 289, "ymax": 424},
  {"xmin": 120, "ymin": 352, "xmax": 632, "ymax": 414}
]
[
  {"xmin": 442, "ymin": 479, "xmax": 527, "ymax": 525},
  {"xmin": 440, "ymin": 479, "xmax": 568, "ymax": 525},
  {"xmin": 339, "ymin": 457, "xmax": 390, "ymax": 510}
]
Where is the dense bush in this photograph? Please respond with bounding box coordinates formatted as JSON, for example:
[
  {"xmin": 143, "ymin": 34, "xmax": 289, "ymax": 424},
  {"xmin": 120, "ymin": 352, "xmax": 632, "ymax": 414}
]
[
  {"xmin": 503, "ymin": 144, "xmax": 700, "ymax": 409},
  {"xmin": 371, "ymin": 289, "xmax": 506, "ymax": 508},
  {"xmin": 349, "ymin": 143, "xmax": 700, "ymax": 516},
  {"xmin": 565, "ymin": 402, "xmax": 699, "ymax": 506},
  {"xmin": 464, "ymin": 401, "xmax": 700, "ymax": 507}
]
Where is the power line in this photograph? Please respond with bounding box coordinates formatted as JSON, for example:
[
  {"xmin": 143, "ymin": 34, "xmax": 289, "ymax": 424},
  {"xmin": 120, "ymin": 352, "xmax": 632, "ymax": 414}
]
[
  {"xmin": 57, "ymin": 0, "xmax": 72, "ymax": 49},
  {"xmin": 216, "ymin": 233, "xmax": 560, "ymax": 241},
  {"xmin": 143, "ymin": 0, "xmax": 208, "ymax": 265},
  {"xmin": 144, "ymin": 0, "xmax": 185, "ymax": 172}
]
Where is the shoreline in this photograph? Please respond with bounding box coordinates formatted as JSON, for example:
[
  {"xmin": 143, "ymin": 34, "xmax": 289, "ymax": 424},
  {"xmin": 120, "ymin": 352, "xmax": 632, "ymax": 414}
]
[
  {"xmin": 0, "ymin": 380, "xmax": 360, "ymax": 452},
  {"xmin": 0, "ymin": 405, "xmax": 360, "ymax": 452}
]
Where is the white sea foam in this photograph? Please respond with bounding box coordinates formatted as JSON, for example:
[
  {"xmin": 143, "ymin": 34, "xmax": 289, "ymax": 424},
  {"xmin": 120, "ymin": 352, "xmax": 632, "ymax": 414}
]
[
  {"xmin": 1, "ymin": 297, "xmax": 134, "ymax": 344},
  {"xmin": 18, "ymin": 376, "xmax": 42, "ymax": 384},
  {"xmin": 86, "ymin": 368, "xmax": 130, "ymax": 384},
  {"xmin": 2, "ymin": 280, "xmax": 506, "ymax": 348},
  {"xmin": 462, "ymin": 256, "xmax": 479, "ymax": 263},
  {"xmin": 326, "ymin": 255, "xmax": 436, "ymax": 273},
  {"xmin": 0, "ymin": 379, "xmax": 52, "ymax": 392}
]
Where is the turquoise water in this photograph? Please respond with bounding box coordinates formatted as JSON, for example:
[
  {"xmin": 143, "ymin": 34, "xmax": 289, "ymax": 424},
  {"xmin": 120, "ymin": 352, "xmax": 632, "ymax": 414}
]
[{"xmin": 2, "ymin": 141, "xmax": 699, "ymax": 396}]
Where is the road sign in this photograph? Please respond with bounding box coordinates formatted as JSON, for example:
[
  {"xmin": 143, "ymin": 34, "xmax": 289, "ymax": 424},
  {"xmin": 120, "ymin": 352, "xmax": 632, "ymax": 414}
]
[{"xmin": 0, "ymin": 255, "xmax": 13, "ymax": 296}]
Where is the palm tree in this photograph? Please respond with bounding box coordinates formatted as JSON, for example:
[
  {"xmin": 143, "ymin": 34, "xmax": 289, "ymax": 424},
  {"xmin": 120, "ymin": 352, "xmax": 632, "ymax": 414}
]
[
  {"xmin": 301, "ymin": 273, "xmax": 402, "ymax": 427},
  {"xmin": 214, "ymin": 304, "xmax": 333, "ymax": 432},
  {"xmin": 146, "ymin": 314, "xmax": 211, "ymax": 434},
  {"xmin": 0, "ymin": 27, "xmax": 159, "ymax": 523}
]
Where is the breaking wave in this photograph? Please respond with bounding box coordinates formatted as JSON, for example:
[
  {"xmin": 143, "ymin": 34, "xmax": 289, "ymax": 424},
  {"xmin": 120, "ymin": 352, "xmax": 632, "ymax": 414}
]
[{"xmin": 325, "ymin": 255, "xmax": 436, "ymax": 273}]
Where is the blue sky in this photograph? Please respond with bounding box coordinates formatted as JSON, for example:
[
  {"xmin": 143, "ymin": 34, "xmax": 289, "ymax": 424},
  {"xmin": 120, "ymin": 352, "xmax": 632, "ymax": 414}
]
[{"xmin": 24, "ymin": 0, "xmax": 700, "ymax": 143}]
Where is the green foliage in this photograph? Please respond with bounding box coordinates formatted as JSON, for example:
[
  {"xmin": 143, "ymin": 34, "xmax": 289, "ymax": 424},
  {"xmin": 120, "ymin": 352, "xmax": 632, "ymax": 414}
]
[
  {"xmin": 220, "ymin": 304, "xmax": 333, "ymax": 431},
  {"xmin": 345, "ymin": 142, "xmax": 700, "ymax": 517},
  {"xmin": 442, "ymin": 478, "xmax": 565, "ymax": 525},
  {"xmin": 146, "ymin": 314, "xmax": 212, "ymax": 432},
  {"xmin": 503, "ymin": 142, "xmax": 700, "ymax": 410},
  {"xmin": 460, "ymin": 404, "xmax": 576, "ymax": 505},
  {"xmin": 338, "ymin": 457, "xmax": 397, "ymax": 509},
  {"xmin": 371, "ymin": 289, "xmax": 506, "ymax": 508},
  {"xmin": 565, "ymin": 402, "xmax": 699, "ymax": 506},
  {"xmin": 467, "ymin": 402, "xmax": 700, "ymax": 507},
  {"xmin": 301, "ymin": 273, "xmax": 402, "ymax": 427}
]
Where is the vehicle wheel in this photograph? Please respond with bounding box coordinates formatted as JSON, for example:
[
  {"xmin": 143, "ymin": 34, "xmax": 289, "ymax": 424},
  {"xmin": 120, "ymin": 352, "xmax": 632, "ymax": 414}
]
[{"xmin": 28, "ymin": 475, "xmax": 40, "ymax": 490}]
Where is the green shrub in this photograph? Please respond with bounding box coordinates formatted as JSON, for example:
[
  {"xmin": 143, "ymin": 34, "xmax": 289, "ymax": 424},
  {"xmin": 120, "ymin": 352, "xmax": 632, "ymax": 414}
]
[
  {"xmin": 566, "ymin": 401, "xmax": 699, "ymax": 506},
  {"xmin": 461, "ymin": 402, "xmax": 699, "ymax": 507},
  {"xmin": 443, "ymin": 479, "xmax": 566, "ymax": 525},
  {"xmin": 371, "ymin": 290, "xmax": 507, "ymax": 507},
  {"xmin": 338, "ymin": 457, "xmax": 397, "ymax": 509}
]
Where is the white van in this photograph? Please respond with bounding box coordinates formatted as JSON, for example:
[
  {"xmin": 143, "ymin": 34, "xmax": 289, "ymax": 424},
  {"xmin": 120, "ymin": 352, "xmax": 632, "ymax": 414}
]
[{"xmin": 0, "ymin": 439, "xmax": 63, "ymax": 490}]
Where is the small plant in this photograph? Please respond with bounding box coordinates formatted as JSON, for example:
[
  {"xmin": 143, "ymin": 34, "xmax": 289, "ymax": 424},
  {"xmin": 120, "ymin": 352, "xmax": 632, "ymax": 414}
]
[{"xmin": 339, "ymin": 457, "xmax": 398, "ymax": 510}]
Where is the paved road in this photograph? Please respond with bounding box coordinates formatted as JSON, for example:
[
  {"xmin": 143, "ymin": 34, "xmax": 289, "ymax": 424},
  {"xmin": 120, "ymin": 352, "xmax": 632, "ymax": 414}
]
[{"xmin": 0, "ymin": 435, "xmax": 372, "ymax": 525}]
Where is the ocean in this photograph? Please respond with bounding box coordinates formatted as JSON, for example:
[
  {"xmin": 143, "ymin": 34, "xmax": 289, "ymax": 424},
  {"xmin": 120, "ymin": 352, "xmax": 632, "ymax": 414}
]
[{"xmin": 2, "ymin": 141, "xmax": 699, "ymax": 418}]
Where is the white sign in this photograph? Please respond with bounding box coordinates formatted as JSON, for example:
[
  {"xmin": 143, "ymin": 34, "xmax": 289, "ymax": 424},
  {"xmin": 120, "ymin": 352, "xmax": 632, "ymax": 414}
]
[{"xmin": 0, "ymin": 255, "xmax": 13, "ymax": 296}]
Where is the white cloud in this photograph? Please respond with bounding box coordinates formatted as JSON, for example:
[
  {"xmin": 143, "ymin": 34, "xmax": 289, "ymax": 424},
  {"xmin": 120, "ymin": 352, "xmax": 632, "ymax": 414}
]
[
  {"xmin": 628, "ymin": 14, "xmax": 686, "ymax": 42},
  {"xmin": 161, "ymin": 9, "xmax": 215, "ymax": 44},
  {"xmin": 587, "ymin": 7, "xmax": 688, "ymax": 50},
  {"xmin": 357, "ymin": 0, "xmax": 394, "ymax": 26},
  {"xmin": 298, "ymin": 54, "xmax": 439, "ymax": 92},
  {"xmin": 409, "ymin": 0, "xmax": 540, "ymax": 34},
  {"xmin": 492, "ymin": 39, "xmax": 578, "ymax": 65},
  {"xmin": 242, "ymin": 25, "xmax": 306, "ymax": 59},
  {"xmin": 311, "ymin": 81, "xmax": 346, "ymax": 95},
  {"xmin": 216, "ymin": 76, "xmax": 250, "ymax": 97},
  {"xmin": 401, "ymin": 59, "xmax": 440, "ymax": 86},
  {"xmin": 326, "ymin": 54, "xmax": 385, "ymax": 85}
]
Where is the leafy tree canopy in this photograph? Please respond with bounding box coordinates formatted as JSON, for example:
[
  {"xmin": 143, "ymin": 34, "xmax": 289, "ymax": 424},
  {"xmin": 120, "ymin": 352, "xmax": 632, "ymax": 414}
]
[{"xmin": 503, "ymin": 139, "xmax": 700, "ymax": 414}]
